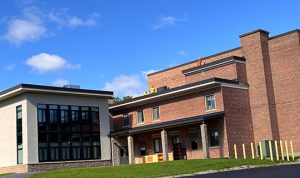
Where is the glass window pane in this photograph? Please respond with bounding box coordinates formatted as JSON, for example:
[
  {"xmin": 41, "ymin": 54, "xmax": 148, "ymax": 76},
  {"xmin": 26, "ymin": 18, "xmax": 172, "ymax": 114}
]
[
  {"xmin": 123, "ymin": 114, "xmax": 130, "ymax": 126},
  {"xmin": 206, "ymin": 95, "xmax": 216, "ymax": 110},
  {"xmin": 152, "ymin": 107, "xmax": 160, "ymax": 120},
  {"xmin": 209, "ymin": 131, "xmax": 219, "ymax": 146},
  {"xmin": 137, "ymin": 111, "xmax": 144, "ymax": 123}
]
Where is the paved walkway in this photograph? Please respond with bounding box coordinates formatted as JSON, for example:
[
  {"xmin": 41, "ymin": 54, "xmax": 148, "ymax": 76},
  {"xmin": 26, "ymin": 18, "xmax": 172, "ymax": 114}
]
[
  {"xmin": 183, "ymin": 164, "xmax": 300, "ymax": 178},
  {"xmin": 1, "ymin": 172, "xmax": 39, "ymax": 178}
]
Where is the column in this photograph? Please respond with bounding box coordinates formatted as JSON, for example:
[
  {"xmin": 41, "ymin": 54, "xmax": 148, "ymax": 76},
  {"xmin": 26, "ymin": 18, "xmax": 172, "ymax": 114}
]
[
  {"xmin": 111, "ymin": 137, "xmax": 120, "ymax": 166},
  {"xmin": 201, "ymin": 123, "xmax": 210, "ymax": 158},
  {"xmin": 127, "ymin": 135, "xmax": 135, "ymax": 164},
  {"xmin": 161, "ymin": 130, "xmax": 169, "ymax": 161}
]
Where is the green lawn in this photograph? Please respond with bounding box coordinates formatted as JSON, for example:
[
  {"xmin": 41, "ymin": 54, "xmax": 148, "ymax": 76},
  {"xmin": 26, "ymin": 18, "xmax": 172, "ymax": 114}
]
[
  {"xmin": 0, "ymin": 174, "xmax": 11, "ymax": 177},
  {"xmin": 30, "ymin": 159, "xmax": 279, "ymax": 178}
]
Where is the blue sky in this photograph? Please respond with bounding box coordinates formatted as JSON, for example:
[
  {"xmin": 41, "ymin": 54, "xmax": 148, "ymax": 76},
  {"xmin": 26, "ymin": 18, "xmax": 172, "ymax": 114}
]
[{"xmin": 0, "ymin": 0, "xmax": 299, "ymax": 97}]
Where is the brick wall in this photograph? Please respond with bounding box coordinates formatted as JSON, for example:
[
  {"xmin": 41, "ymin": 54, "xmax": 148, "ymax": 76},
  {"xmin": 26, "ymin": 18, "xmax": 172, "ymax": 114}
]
[
  {"xmin": 184, "ymin": 63, "xmax": 238, "ymax": 85},
  {"xmin": 112, "ymin": 87, "xmax": 224, "ymax": 131},
  {"xmin": 222, "ymin": 86, "xmax": 254, "ymax": 157},
  {"xmin": 240, "ymin": 30, "xmax": 274, "ymax": 143},
  {"xmin": 147, "ymin": 48, "xmax": 243, "ymax": 89},
  {"xmin": 268, "ymin": 30, "xmax": 300, "ymax": 153}
]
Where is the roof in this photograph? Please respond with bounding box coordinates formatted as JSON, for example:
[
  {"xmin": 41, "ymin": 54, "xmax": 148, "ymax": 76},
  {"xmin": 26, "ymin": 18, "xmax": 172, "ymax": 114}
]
[
  {"xmin": 182, "ymin": 56, "xmax": 246, "ymax": 76},
  {"xmin": 0, "ymin": 83, "xmax": 113, "ymax": 102},
  {"xmin": 109, "ymin": 111, "xmax": 225, "ymax": 137},
  {"xmin": 147, "ymin": 47, "xmax": 242, "ymax": 77},
  {"xmin": 109, "ymin": 77, "xmax": 246, "ymax": 112}
]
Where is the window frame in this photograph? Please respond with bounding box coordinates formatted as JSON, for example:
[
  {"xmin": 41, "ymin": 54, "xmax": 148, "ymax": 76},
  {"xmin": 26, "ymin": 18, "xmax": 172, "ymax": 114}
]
[
  {"xmin": 205, "ymin": 94, "xmax": 216, "ymax": 111},
  {"xmin": 37, "ymin": 104, "xmax": 101, "ymax": 162},
  {"xmin": 137, "ymin": 110, "xmax": 144, "ymax": 124},
  {"xmin": 123, "ymin": 113, "xmax": 130, "ymax": 127},
  {"xmin": 16, "ymin": 105, "xmax": 23, "ymax": 164},
  {"xmin": 152, "ymin": 106, "xmax": 160, "ymax": 121},
  {"xmin": 209, "ymin": 131, "xmax": 220, "ymax": 147},
  {"xmin": 153, "ymin": 138, "xmax": 162, "ymax": 153}
]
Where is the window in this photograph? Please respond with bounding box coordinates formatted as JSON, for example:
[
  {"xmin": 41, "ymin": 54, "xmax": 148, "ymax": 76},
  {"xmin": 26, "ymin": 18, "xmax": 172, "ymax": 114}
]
[
  {"xmin": 153, "ymin": 138, "xmax": 162, "ymax": 153},
  {"xmin": 209, "ymin": 131, "xmax": 220, "ymax": 147},
  {"xmin": 123, "ymin": 113, "xmax": 130, "ymax": 127},
  {"xmin": 137, "ymin": 110, "xmax": 144, "ymax": 124},
  {"xmin": 205, "ymin": 95, "xmax": 216, "ymax": 110},
  {"xmin": 16, "ymin": 105, "xmax": 23, "ymax": 164},
  {"xmin": 37, "ymin": 104, "xmax": 101, "ymax": 162},
  {"xmin": 152, "ymin": 107, "xmax": 160, "ymax": 121},
  {"xmin": 191, "ymin": 140, "xmax": 198, "ymax": 150}
]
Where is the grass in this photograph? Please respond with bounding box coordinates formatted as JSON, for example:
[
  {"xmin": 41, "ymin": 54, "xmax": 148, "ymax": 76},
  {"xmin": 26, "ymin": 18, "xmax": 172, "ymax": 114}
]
[
  {"xmin": 30, "ymin": 158, "xmax": 279, "ymax": 178},
  {"xmin": 0, "ymin": 173, "xmax": 11, "ymax": 177}
]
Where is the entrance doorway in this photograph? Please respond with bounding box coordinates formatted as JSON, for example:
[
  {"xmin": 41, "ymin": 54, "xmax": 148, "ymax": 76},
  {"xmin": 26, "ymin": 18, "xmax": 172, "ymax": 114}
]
[
  {"xmin": 172, "ymin": 136, "xmax": 187, "ymax": 160},
  {"xmin": 120, "ymin": 147, "xmax": 129, "ymax": 164}
]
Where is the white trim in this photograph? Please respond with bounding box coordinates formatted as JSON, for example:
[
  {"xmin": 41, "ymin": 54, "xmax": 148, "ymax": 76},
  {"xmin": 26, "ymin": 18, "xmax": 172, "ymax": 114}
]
[
  {"xmin": 219, "ymin": 83, "xmax": 248, "ymax": 90},
  {"xmin": 184, "ymin": 59, "xmax": 245, "ymax": 75},
  {"xmin": 23, "ymin": 88, "xmax": 113, "ymax": 98},
  {"xmin": 110, "ymin": 81, "xmax": 249, "ymax": 109},
  {"xmin": 0, "ymin": 88, "xmax": 22, "ymax": 98},
  {"xmin": 0, "ymin": 87, "xmax": 113, "ymax": 101},
  {"xmin": 110, "ymin": 81, "xmax": 216, "ymax": 109}
]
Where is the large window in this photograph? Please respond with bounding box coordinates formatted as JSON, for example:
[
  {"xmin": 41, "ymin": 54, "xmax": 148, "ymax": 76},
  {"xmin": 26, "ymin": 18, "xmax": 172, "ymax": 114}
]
[
  {"xmin": 209, "ymin": 131, "xmax": 220, "ymax": 147},
  {"xmin": 37, "ymin": 104, "xmax": 101, "ymax": 162},
  {"xmin": 152, "ymin": 107, "xmax": 160, "ymax": 121},
  {"xmin": 153, "ymin": 138, "xmax": 162, "ymax": 153},
  {"xmin": 137, "ymin": 110, "xmax": 144, "ymax": 124},
  {"xmin": 205, "ymin": 95, "xmax": 216, "ymax": 110},
  {"xmin": 16, "ymin": 105, "xmax": 23, "ymax": 164}
]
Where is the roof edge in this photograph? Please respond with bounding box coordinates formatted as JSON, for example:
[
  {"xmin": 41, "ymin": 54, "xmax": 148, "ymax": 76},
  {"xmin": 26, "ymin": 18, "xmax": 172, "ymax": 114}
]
[
  {"xmin": 147, "ymin": 47, "xmax": 241, "ymax": 77},
  {"xmin": 239, "ymin": 29, "xmax": 270, "ymax": 38}
]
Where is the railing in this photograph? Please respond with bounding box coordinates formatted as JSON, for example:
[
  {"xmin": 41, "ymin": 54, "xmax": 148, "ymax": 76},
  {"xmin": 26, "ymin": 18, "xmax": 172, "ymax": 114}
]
[{"xmin": 233, "ymin": 140, "xmax": 295, "ymax": 161}]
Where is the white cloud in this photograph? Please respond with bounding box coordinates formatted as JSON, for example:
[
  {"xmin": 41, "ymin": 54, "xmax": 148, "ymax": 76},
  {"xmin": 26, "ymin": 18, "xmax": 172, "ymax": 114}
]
[
  {"xmin": 141, "ymin": 69, "xmax": 158, "ymax": 80},
  {"xmin": 26, "ymin": 53, "xmax": 80, "ymax": 73},
  {"xmin": 48, "ymin": 10, "xmax": 100, "ymax": 28},
  {"xmin": 103, "ymin": 75, "xmax": 146, "ymax": 97},
  {"xmin": 3, "ymin": 19, "xmax": 46, "ymax": 45},
  {"xmin": 52, "ymin": 79, "xmax": 69, "ymax": 87},
  {"xmin": 152, "ymin": 16, "xmax": 186, "ymax": 30},
  {"xmin": 178, "ymin": 50, "xmax": 189, "ymax": 56},
  {"xmin": 2, "ymin": 5, "xmax": 100, "ymax": 45},
  {"xmin": 4, "ymin": 63, "xmax": 16, "ymax": 71}
]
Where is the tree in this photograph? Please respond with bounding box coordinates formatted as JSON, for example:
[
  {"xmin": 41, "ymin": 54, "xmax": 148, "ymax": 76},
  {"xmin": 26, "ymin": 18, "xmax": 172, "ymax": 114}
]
[{"xmin": 112, "ymin": 96, "xmax": 133, "ymax": 104}]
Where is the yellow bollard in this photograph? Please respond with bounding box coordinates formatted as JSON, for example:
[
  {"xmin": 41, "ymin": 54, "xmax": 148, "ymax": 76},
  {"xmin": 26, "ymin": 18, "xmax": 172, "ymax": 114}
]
[
  {"xmin": 290, "ymin": 141, "xmax": 295, "ymax": 161},
  {"xmin": 280, "ymin": 141, "xmax": 284, "ymax": 161},
  {"xmin": 259, "ymin": 142, "xmax": 263, "ymax": 160},
  {"xmin": 285, "ymin": 141, "xmax": 289, "ymax": 161},
  {"xmin": 242, "ymin": 144, "xmax": 246, "ymax": 159},
  {"xmin": 269, "ymin": 140, "xmax": 273, "ymax": 161},
  {"xmin": 234, "ymin": 144, "xmax": 238, "ymax": 159},
  {"xmin": 251, "ymin": 142, "xmax": 255, "ymax": 159},
  {"xmin": 274, "ymin": 140, "xmax": 279, "ymax": 161}
]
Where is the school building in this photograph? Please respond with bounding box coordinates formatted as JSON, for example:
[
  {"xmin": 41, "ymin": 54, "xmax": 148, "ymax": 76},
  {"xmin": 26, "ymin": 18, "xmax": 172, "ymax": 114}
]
[{"xmin": 109, "ymin": 29, "xmax": 300, "ymax": 165}]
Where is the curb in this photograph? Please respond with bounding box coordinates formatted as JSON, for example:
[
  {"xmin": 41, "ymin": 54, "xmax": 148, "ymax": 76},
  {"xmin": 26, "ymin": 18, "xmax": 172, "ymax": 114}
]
[{"xmin": 160, "ymin": 161, "xmax": 300, "ymax": 178}]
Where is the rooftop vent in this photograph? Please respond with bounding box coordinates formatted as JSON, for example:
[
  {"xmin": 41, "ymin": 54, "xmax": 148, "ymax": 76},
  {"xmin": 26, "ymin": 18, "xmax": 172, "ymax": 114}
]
[{"xmin": 63, "ymin": 85, "xmax": 80, "ymax": 89}]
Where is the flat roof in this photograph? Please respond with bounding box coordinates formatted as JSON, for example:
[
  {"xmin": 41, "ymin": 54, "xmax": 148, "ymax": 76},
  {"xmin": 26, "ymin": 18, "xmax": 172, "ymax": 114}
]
[
  {"xmin": 182, "ymin": 56, "xmax": 246, "ymax": 76},
  {"xmin": 0, "ymin": 83, "xmax": 113, "ymax": 102},
  {"xmin": 110, "ymin": 78, "xmax": 245, "ymax": 112},
  {"xmin": 109, "ymin": 111, "xmax": 225, "ymax": 137}
]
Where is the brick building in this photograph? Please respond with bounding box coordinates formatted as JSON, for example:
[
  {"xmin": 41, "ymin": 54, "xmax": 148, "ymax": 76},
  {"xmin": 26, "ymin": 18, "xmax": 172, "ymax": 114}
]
[{"xmin": 109, "ymin": 29, "xmax": 300, "ymax": 165}]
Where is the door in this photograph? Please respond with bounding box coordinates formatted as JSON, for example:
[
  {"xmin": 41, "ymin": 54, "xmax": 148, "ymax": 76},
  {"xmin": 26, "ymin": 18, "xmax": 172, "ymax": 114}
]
[{"xmin": 120, "ymin": 147, "xmax": 129, "ymax": 164}]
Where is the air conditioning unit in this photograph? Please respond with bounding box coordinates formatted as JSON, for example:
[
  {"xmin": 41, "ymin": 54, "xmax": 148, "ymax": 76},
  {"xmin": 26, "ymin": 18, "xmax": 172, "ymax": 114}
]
[{"xmin": 157, "ymin": 86, "xmax": 168, "ymax": 93}]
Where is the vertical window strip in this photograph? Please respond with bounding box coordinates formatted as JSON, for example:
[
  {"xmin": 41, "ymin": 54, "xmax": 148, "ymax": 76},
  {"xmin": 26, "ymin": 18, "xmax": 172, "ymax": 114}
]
[{"xmin": 16, "ymin": 105, "xmax": 23, "ymax": 164}]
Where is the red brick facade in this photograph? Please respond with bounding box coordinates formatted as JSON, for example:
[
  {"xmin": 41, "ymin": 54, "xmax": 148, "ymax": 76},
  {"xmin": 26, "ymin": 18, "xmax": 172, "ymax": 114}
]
[{"xmin": 110, "ymin": 29, "xmax": 300, "ymax": 163}]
